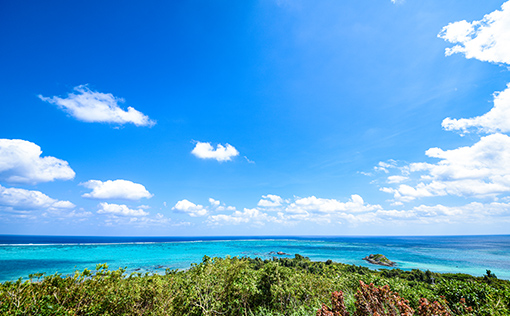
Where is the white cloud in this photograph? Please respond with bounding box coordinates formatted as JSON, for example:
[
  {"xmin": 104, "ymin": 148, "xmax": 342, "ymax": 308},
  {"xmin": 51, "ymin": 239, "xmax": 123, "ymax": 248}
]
[
  {"xmin": 0, "ymin": 185, "xmax": 75, "ymax": 210},
  {"xmin": 81, "ymin": 179, "xmax": 153, "ymax": 200},
  {"xmin": 438, "ymin": 1, "xmax": 510, "ymax": 65},
  {"xmin": 179, "ymin": 193, "xmax": 505, "ymax": 227},
  {"xmin": 374, "ymin": 160, "xmax": 398, "ymax": 174},
  {"xmin": 39, "ymin": 85, "xmax": 156, "ymax": 127},
  {"xmin": 387, "ymin": 175, "xmax": 408, "ymax": 184},
  {"xmin": 217, "ymin": 205, "xmax": 236, "ymax": 211},
  {"xmin": 209, "ymin": 198, "xmax": 220, "ymax": 207},
  {"xmin": 127, "ymin": 213, "xmax": 173, "ymax": 225},
  {"xmin": 191, "ymin": 141, "xmax": 239, "ymax": 162},
  {"xmin": 411, "ymin": 204, "xmax": 463, "ymax": 218},
  {"xmin": 402, "ymin": 202, "xmax": 510, "ymax": 224},
  {"xmin": 244, "ymin": 156, "xmax": 255, "ymax": 164},
  {"xmin": 442, "ymin": 83, "xmax": 510, "ymax": 134},
  {"xmin": 382, "ymin": 133, "xmax": 510, "ymax": 201},
  {"xmin": 175, "ymin": 193, "xmax": 510, "ymax": 228},
  {"xmin": 208, "ymin": 208, "xmax": 275, "ymax": 226},
  {"xmin": 52, "ymin": 200, "xmax": 76, "ymax": 208},
  {"xmin": 0, "ymin": 139, "xmax": 75, "ymax": 184},
  {"xmin": 257, "ymin": 194, "xmax": 284, "ymax": 207},
  {"xmin": 42, "ymin": 209, "xmax": 93, "ymax": 221},
  {"xmin": 173, "ymin": 198, "xmax": 236, "ymax": 217},
  {"xmin": 282, "ymin": 195, "xmax": 378, "ymax": 225},
  {"xmin": 208, "ymin": 198, "xmax": 236, "ymax": 211},
  {"xmin": 173, "ymin": 199, "xmax": 208, "ymax": 217},
  {"xmin": 99, "ymin": 212, "xmax": 184, "ymax": 227},
  {"xmin": 287, "ymin": 194, "xmax": 382, "ymax": 214},
  {"xmin": 97, "ymin": 202, "xmax": 149, "ymax": 216},
  {"xmin": 205, "ymin": 194, "xmax": 384, "ymax": 226}
]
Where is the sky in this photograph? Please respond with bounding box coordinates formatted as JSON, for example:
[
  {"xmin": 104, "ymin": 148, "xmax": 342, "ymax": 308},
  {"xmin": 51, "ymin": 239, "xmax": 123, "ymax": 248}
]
[{"xmin": 1, "ymin": 0, "xmax": 510, "ymax": 236}]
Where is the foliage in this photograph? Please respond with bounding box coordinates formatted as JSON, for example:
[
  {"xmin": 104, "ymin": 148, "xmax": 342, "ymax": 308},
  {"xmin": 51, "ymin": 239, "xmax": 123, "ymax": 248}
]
[
  {"xmin": 354, "ymin": 280, "xmax": 415, "ymax": 316},
  {"xmin": 317, "ymin": 282, "xmax": 453, "ymax": 316},
  {"xmin": 0, "ymin": 255, "xmax": 509, "ymax": 315},
  {"xmin": 416, "ymin": 298, "xmax": 451, "ymax": 316},
  {"xmin": 317, "ymin": 291, "xmax": 350, "ymax": 316}
]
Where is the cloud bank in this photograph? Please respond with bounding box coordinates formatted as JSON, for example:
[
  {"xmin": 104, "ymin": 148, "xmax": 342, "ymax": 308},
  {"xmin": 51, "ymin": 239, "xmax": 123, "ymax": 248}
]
[
  {"xmin": 0, "ymin": 139, "xmax": 75, "ymax": 184},
  {"xmin": 208, "ymin": 208, "xmax": 274, "ymax": 226},
  {"xmin": 439, "ymin": 1, "xmax": 510, "ymax": 64},
  {"xmin": 0, "ymin": 185, "xmax": 74, "ymax": 211},
  {"xmin": 39, "ymin": 85, "xmax": 156, "ymax": 127},
  {"xmin": 177, "ymin": 194, "xmax": 510, "ymax": 228},
  {"xmin": 377, "ymin": 3, "xmax": 510, "ymax": 204},
  {"xmin": 442, "ymin": 83, "xmax": 510, "ymax": 134},
  {"xmin": 380, "ymin": 133, "xmax": 510, "ymax": 202}
]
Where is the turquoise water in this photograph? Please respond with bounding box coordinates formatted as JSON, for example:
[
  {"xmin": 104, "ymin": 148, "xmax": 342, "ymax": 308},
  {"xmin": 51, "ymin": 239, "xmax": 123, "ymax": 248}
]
[{"xmin": 1, "ymin": 235, "xmax": 509, "ymax": 282}]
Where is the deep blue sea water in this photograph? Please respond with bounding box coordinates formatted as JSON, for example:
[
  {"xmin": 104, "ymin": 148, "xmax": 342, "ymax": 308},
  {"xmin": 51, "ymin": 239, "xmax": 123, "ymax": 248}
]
[{"xmin": 1, "ymin": 235, "xmax": 509, "ymax": 282}]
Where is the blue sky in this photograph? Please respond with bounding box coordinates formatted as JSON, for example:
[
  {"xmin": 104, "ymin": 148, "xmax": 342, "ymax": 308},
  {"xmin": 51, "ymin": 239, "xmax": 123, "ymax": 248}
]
[{"xmin": 1, "ymin": 0, "xmax": 510, "ymax": 236}]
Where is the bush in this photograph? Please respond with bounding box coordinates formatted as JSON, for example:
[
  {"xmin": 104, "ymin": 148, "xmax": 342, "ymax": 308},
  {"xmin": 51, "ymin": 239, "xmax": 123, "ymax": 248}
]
[{"xmin": 0, "ymin": 256, "xmax": 508, "ymax": 315}]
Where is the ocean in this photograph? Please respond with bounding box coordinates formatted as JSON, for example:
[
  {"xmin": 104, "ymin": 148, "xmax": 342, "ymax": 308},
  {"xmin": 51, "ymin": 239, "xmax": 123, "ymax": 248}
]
[{"xmin": 1, "ymin": 235, "xmax": 509, "ymax": 283}]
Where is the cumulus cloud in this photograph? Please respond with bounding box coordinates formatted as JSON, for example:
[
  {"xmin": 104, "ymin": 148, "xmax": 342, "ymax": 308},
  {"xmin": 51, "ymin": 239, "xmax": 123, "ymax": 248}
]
[
  {"xmin": 209, "ymin": 198, "xmax": 220, "ymax": 207},
  {"xmin": 208, "ymin": 208, "xmax": 276, "ymax": 226},
  {"xmin": 39, "ymin": 85, "xmax": 156, "ymax": 127},
  {"xmin": 191, "ymin": 141, "xmax": 239, "ymax": 162},
  {"xmin": 438, "ymin": 1, "xmax": 510, "ymax": 65},
  {"xmin": 0, "ymin": 139, "xmax": 75, "ymax": 184},
  {"xmin": 387, "ymin": 175, "xmax": 408, "ymax": 184},
  {"xmin": 42, "ymin": 209, "xmax": 93, "ymax": 222},
  {"xmin": 443, "ymin": 83, "xmax": 510, "ymax": 134},
  {"xmin": 175, "ymin": 193, "xmax": 510, "ymax": 228},
  {"xmin": 374, "ymin": 160, "xmax": 398, "ymax": 174},
  {"xmin": 203, "ymin": 194, "xmax": 470, "ymax": 226},
  {"xmin": 177, "ymin": 193, "xmax": 509, "ymax": 227},
  {"xmin": 382, "ymin": 134, "xmax": 510, "ymax": 201},
  {"xmin": 257, "ymin": 194, "xmax": 284, "ymax": 207},
  {"xmin": 402, "ymin": 202, "xmax": 510, "ymax": 224},
  {"xmin": 97, "ymin": 202, "xmax": 149, "ymax": 216},
  {"xmin": 205, "ymin": 194, "xmax": 384, "ymax": 226},
  {"xmin": 272, "ymin": 195, "xmax": 385, "ymax": 225},
  {"xmin": 81, "ymin": 179, "xmax": 153, "ymax": 200},
  {"xmin": 108, "ymin": 214, "xmax": 192, "ymax": 228},
  {"xmin": 0, "ymin": 185, "xmax": 74, "ymax": 211},
  {"xmin": 286, "ymin": 195, "xmax": 382, "ymax": 216},
  {"xmin": 209, "ymin": 198, "xmax": 236, "ymax": 211},
  {"xmin": 125, "ymin": 213, "xmax": 174, "ymax": 225},
  {"xmin": 173, "ymin": 199, "xmax": 208, "ymax": 217},
  {"xmin": 173, "ymin": 198, "xmax": 237, "ymax": 217}
]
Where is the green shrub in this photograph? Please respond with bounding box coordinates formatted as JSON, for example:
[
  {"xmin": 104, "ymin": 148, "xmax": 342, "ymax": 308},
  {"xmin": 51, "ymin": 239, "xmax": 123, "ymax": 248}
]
[{"xmin": 0, "ymin": 256, "xmax": 508, "ymax": 315}]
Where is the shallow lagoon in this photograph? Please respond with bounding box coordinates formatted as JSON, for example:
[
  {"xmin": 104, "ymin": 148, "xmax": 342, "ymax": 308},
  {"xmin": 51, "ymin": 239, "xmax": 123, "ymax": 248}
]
[{"xmin": 1, "ymin": 235, "xmax": 509, "ymax": 282}]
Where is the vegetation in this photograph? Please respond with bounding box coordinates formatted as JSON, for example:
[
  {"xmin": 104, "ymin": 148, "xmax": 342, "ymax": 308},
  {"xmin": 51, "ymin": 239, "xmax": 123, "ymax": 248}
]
[
  {"xmin": 0, "ymin": 255, "xmax": 509, "ymax": 315},
  {"xmin": 362, "ymin": 254, "xmax": 396, "ymax": 267}
]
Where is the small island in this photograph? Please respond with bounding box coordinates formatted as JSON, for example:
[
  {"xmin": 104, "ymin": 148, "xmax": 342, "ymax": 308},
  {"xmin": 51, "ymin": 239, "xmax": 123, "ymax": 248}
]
[
  {"xmin": 363, "ymin": 254, "xmax": 396, "ymax": 267},
  {"xmin": 269, "ymin": 251, "xmax": 290, "ymax": 255}
]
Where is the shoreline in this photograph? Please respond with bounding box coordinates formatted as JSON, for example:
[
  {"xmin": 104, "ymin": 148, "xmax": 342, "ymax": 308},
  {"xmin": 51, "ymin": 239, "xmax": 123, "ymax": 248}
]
[
  {"xmin": 2, "ymin": 255, "xmax": 508, "ymax": 315},
  {"xmin": 1, "ymin": 255, "xmax": 506, "ymax": 284},
  {"xmin": 1, "ymin": 235, "xmax": 509, "ymax": 282}
]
